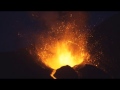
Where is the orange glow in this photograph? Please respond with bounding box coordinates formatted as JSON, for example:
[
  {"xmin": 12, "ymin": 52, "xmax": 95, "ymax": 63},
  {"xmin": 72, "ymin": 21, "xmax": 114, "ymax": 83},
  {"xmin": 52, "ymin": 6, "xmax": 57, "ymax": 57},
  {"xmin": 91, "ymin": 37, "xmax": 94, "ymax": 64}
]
[
  {"xmin": 50, "ymin": 69, "xmax": 56, "ymax": 79},
  {"xmin": 36, "ymin": 21, "xmax": 90, "ymax": 70}
]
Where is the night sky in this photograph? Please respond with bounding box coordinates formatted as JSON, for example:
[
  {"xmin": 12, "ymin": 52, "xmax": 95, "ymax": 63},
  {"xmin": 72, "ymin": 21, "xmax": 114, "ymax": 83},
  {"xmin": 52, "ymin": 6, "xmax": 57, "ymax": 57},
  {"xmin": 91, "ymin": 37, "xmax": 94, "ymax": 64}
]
[{"xmin": 0, "ymin": 11, "xmax": 119, "ymax": 52}]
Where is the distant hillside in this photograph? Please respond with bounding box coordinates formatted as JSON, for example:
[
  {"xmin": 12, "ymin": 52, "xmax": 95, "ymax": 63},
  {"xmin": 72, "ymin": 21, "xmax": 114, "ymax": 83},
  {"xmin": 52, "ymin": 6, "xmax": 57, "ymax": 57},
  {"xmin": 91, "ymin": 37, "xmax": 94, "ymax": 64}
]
[
  {"xmin": 0, "ymin": 48, "xmax": 52, "ymax": 79},
  {"xmin": 88, "ymin": 12, "xmax": 120, "ymax": 78}
]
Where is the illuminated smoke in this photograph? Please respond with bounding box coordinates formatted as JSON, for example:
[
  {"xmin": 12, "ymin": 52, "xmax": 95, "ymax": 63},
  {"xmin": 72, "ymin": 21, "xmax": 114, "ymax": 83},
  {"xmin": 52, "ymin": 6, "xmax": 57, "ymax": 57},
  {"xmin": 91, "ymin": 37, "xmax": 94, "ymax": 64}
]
[
  {"xmin": 28, "ymin": 11, "xmax": 105, "ymax": 78},
  {"xmin": 29, "ymin": 12, "xmax": 91, "ymax": 70}
]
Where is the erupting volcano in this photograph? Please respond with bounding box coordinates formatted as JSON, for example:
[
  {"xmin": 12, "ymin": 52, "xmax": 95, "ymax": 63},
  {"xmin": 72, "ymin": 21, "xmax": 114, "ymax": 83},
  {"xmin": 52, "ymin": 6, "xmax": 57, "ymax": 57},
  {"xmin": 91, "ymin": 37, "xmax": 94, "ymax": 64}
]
[
  {"xmin": 36, "ymin": 22, "xmax": 90, "ymax": 69},
  {"xmin": 32, "ymin": 12, "xmax": 91, "ymax": 79},
  {"xmin": 0, "ymin": 11, "xmax": 118, "ymax": 79}
]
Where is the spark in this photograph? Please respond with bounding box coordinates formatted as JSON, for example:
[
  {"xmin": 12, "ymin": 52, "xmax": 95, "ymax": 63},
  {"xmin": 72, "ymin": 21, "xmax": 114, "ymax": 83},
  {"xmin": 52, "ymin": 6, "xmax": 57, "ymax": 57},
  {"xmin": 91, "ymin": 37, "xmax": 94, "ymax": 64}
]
[{"xmin": 36, "ymin": 21, "xmax": 90, "ymax": 70}]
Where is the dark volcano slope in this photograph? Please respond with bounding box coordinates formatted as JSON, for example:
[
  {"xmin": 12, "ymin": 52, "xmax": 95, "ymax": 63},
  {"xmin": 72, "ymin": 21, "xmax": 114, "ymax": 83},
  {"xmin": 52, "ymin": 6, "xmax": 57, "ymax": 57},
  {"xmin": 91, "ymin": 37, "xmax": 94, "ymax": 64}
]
[
  {"xmin": 54, "ymin": 65, "xmax": 79, "ymax": 79},
  {"xmin": 0, "ymin": 49, "xmax": 52, "ymax": 79},
  {"xmin": 77, "ymin": 64, "xmax": 111, "ymax": 79},
  {"xmin": 88, "ymin": 12, "xmax": 120, "ymax": 78},
  {"xmin": 52, "ymin": 64, "xmax": 110, "ymax": 79}
]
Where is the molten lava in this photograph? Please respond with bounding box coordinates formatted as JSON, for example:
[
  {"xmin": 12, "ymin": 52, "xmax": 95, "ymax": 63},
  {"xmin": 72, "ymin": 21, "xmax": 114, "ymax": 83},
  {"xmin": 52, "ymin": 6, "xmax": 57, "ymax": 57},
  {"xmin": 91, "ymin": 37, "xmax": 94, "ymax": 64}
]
[
  {"xmin": 36, "ymin": 21, "xmax": 90, "ymax": 70},
  {"xmin": 50, "ymin": 69, "xmax": 57, "ymax": 79}
]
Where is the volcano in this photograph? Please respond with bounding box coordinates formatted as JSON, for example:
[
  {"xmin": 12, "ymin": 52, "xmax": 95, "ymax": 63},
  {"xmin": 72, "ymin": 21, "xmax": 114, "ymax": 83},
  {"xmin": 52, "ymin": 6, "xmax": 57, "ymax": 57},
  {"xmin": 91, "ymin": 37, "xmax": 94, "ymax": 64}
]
[
  {"xmin": 0, "ymin": 12, "xmax": 120, "ymax": 79},
  {"xmin": 0, "ymin": 48, "xmax": 111, "ymax": 79}
]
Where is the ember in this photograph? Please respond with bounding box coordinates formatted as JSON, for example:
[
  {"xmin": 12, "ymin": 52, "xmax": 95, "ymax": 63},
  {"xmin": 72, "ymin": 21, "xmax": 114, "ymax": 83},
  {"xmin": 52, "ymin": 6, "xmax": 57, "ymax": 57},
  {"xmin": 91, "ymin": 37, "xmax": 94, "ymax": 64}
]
[
  {"xmin": 36, "ymin": 21, "xmax": 90, "ymax": 70},
  {"xmin": 32, "ymin": 12, "xmax": 91, "ymax": 79}
]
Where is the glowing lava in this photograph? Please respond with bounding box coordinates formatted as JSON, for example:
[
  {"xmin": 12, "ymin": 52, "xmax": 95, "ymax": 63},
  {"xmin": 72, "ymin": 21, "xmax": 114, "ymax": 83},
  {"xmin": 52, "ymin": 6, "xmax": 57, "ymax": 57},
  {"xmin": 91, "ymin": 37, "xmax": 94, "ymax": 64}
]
[
  {"xmin": 50, "ymin": 69, "xmax": 57, "ymax": 79},
  {"xmin": 36, "ymin": 21, "xmax": 90, "ymax": 70}
]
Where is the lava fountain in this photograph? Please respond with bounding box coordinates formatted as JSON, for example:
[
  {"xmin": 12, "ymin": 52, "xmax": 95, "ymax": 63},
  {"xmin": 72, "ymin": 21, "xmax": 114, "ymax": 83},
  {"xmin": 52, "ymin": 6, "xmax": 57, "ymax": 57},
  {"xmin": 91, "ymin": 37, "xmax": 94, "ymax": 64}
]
[{"xmin": 34, "ymin": 12, "xmax": 90, "ymax": 79}]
